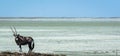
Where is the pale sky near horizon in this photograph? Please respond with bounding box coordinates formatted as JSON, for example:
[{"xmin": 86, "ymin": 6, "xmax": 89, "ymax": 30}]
[{"xmin": 0, "ymin": 0, "xmax": 120, "ymax": 17}]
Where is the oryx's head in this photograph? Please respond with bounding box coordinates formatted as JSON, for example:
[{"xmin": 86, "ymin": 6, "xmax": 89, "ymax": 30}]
[{"xmin": 10, "ymin": 26, "xmax": 19, "ymax": 37}]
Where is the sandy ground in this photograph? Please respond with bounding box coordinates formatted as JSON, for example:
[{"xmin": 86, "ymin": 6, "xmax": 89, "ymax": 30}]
[{"xmin": 0, "ymin": 51, "xmax": 66, "ymax": 56}]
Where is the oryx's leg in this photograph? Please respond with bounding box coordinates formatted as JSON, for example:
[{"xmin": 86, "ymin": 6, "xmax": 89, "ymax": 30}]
[
  {"xmin": 28, "ymin": 43, "xmax": 32, "ymax": 53},
  {"xmin": 19, "ymin": 45, "xmax": 22, "ymax": 52}
]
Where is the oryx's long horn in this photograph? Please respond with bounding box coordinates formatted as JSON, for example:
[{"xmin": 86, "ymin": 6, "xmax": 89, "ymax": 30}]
[
  {"xmin": 13, "ymin": 26, "xmax": 17, "ymax": 35},
  {"xmin": 10, "ymin": 26, "xmax": 16, "ymax": 34}
]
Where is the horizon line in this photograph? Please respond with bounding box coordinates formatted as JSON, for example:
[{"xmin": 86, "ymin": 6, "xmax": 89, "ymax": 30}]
[{"xmin": 0, "ymin": 17, "xmax": 120, "ymax": 18}]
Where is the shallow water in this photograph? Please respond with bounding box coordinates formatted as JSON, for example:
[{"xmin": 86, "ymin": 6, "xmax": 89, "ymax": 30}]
[{"xmin": 0, "ymin": 18, "xmax": 120, "ymax": 55}]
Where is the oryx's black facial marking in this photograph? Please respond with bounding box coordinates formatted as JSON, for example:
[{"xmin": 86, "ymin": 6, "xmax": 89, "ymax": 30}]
[{"xmin": 10, "ymin": 26, "xmax": 35, "ymax": 53}]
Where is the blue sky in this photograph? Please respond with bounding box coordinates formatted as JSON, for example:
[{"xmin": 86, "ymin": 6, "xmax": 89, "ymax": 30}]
[{"xmin": 0, "ymin": 0, "xmax": 120, "ymax": 17}]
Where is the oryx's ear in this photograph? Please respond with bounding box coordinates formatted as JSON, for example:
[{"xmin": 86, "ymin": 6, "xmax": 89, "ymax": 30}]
[
  {"xmin": 18, "ymin": 34, "xmax": 20, "ymax": 36},
  {"xmin": 13, "ymin": 34, "xmax": 16, "ymax": 36},
  {"xmin": 13, "ymin": 34, "xmax": 19, "ymax": 38}
]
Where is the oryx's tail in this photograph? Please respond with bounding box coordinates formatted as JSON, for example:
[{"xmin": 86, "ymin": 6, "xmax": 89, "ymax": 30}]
[{"xmin": 31, "ymin": 40, "xmax": 35, "ymax": 50}]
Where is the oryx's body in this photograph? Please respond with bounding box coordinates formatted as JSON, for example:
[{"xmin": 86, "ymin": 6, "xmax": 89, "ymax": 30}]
[{"xmin": 10, "ymin": 27, "xmax": 34, "ymax": 52}]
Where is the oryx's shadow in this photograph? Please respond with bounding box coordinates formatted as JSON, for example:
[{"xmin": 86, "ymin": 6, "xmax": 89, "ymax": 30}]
[{"xmin": 10, "ymin": 26, "xmax": 35, "ymax": 53}]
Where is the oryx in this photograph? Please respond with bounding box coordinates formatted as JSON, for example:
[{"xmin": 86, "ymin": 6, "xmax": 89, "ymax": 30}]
[{"xmin": 10, "ymin": 26, "xmax": 34, "ymax": 52}]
